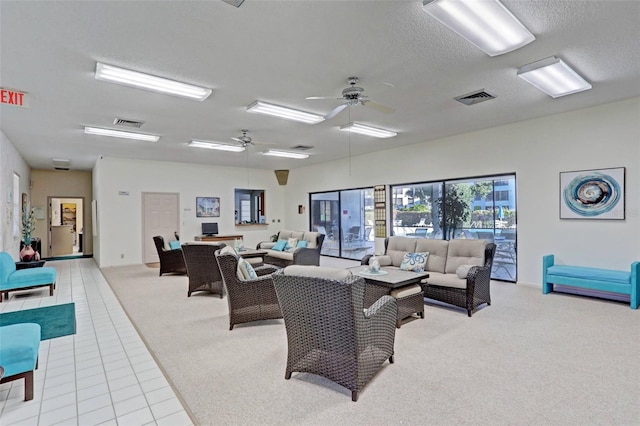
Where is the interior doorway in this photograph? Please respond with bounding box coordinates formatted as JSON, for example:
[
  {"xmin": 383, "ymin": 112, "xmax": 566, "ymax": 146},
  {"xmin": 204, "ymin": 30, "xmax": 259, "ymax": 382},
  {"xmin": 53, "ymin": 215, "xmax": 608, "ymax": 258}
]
[{"xmin": 49, "ymin": 197, "xmax": 84, "ymax": 258}]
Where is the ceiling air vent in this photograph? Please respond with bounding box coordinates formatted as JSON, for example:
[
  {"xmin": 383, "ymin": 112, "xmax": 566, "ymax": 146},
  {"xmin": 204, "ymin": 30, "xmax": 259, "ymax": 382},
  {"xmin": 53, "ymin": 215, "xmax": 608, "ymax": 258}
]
[
  {"xmin": 291, "ymin": 145, "xmax": 314, "ymax": 151},
  {"xmin": 113, "ymin": 117, "xmax": 144, "ymax": 128},
  {"xmin": 53, "ymin": 158, "xmax": 70, "ymax": 170},
  {"xmin": 455, "ymin": 90, "xmax": 496, "ymax": 106}
]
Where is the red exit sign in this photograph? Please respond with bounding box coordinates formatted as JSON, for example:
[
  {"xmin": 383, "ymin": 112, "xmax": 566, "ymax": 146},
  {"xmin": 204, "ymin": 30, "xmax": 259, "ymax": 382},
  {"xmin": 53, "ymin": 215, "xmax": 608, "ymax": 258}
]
[{"xmin": 1, "ymin": 88, "xmax": 28, "ymax": 108}]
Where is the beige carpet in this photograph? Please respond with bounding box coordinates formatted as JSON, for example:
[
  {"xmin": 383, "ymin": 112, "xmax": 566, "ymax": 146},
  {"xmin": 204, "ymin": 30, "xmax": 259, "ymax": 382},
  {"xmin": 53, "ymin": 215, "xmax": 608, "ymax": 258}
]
[{"xmin": 101, "ymin": 261, "xmax": 639, "ymax": 426}]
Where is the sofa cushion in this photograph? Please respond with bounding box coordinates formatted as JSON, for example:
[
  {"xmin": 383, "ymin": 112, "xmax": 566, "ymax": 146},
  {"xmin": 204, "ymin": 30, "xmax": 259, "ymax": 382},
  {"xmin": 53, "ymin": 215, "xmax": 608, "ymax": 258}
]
[
  {"xmin": 283, "ymin": 265, "xmax": 352, "ymax": 281},
  {"xmin": 272, "ymin": 240, "xmax": 287, "ymax": 251},
  {"xmin": 399, "ymin": 252, "xmax": 429, "ymax": 272},
  {"xmin": 286, "ymin": 238, "xmax": 298, "ymax": 250},
  {"xmin": 456, "ymin": 264, "xmax": 475, "ymax": 279},
  {"xmin": 302, "ymin": 232, "xmax": 320, "ymax": 249},
  {"xmin": 390, "ymin": 284, "xmax": 422, "ymax": 298},
  {"xmin": 426, "ymin": 271, "xmax": 467, "ymax": 289},
  {"xmin": 415, "ymin": 239, "xmax": 449, "ymax": 274},
  {"xmin": 265, "ymin": 250, "xmax": 294, "ymax": 261},
  {"xmin": 237, "ymin": 257, "xmax": 257, "ymax": 280},
  {"xmin": 445, "ymin": 240, "xmax": 486, "ymax": 274},
  {"xmin": 376, "ymin": 256, "xmax": 393, "ymax": 267},
  {"xmin": 3, "ymin": 267, "xmax": 57, "ymax": 290},
  {"xmin": 386, "ymin": 237, "xmax": 417, "ymax": 267},
  {"xmin": 169, "ymin": 241, "xmax": 181, "ymax": 250}
]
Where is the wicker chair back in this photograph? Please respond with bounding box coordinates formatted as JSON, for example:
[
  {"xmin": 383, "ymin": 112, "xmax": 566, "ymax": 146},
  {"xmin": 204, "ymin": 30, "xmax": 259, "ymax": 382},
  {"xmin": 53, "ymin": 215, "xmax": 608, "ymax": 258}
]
[{"xmin": 182, "ymin": 243, "xmax": 225, "ymax": 297}]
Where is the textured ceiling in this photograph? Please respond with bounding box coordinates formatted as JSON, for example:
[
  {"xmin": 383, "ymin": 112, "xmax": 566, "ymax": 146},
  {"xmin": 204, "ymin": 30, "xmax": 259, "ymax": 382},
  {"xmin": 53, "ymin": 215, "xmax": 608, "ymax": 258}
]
[{"xmin": 1, "ymin": 0, "xmax": 639, "ymax": 171}]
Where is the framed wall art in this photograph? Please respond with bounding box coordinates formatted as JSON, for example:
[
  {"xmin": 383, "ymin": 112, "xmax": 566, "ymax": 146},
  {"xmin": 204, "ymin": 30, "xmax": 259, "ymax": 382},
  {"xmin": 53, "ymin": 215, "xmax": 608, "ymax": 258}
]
[
  {"xmin": 560, "ymin": 167, "xmax": 625, "ymax": 220},
  {"xmin": 196, "ymin": 197, "xmax": 220, "ymax": 218}
]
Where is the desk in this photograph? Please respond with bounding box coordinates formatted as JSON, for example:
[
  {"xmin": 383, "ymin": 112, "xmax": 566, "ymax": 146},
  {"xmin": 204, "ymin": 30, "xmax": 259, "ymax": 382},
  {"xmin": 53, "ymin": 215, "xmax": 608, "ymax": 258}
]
[{"xmin": 194, "ymin": 234, "xmax": 243, "ymax": 247}]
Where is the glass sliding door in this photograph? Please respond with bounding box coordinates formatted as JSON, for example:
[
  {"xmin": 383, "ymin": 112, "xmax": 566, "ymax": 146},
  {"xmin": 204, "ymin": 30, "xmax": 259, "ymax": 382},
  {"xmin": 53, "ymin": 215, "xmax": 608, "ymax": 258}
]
[
  {"xmin": 310, "ymin": 187, "xmax": 375, "ymax": 260},
  {"xmin": 391, "ymin": 174, "xmax": 517, "ymax": 282}
]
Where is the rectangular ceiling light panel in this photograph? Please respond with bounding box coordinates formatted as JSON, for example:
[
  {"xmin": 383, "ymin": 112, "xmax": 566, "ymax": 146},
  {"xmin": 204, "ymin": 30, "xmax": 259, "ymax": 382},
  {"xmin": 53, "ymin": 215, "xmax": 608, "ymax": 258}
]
[
  {"xmin": 339, "ymin": 122, "xmax": 397, "ymax": 139},
  {"xmin": 422, "ymin": 0, "xmax": 535, "ymax": 56},
  {"xmin": 95, "ymin": 63, "xmax": 212, "ymax": 101},
  {"xmin": 188, "ymin": 140, "xmax": 245, "ymax": 152},
  {"xmin": 247, "ymin": 101, "xmax": 324, "ymax": 124},
  {"xmin": 517, "ymin": 56, "xmax": 592, "ymax": 98},
  {"xmin": 262, "ymin": 150, "xmax": 309, "ymax": 159},
  {"xmin": 84, "ymin": 126, "xmax": 160, "ymax": 142}
]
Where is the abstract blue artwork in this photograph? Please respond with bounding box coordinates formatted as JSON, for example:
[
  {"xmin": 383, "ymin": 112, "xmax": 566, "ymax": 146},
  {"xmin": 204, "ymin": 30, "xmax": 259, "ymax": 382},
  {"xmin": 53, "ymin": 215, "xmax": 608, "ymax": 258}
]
[{"xmin": 560, "ymin": 167, "xmax": 625, "ymax": 219}]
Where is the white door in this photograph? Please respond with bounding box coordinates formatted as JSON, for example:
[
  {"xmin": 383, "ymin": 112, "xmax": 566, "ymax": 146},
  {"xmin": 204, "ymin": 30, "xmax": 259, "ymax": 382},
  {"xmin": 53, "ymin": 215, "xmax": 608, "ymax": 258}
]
[{"xmin": 142, "ymin": 192, "xmax": 179, "ymax": 264}]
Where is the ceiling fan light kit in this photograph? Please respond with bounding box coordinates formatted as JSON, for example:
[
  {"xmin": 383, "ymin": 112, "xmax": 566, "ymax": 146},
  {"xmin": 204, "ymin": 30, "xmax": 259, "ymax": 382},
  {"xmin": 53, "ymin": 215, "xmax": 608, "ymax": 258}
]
[
  {"xmin": 95, "ymin": 62, "xmax": 212, "ymax": 101},
  {"xmin": 517, "ymin": 56, "xmax": 592, "ymax": 98},
  {"xmin": 84, "ymin": 126, "xmax": 160, "ymax": 142},
  {"xmin": 262, "ymin": 150, "xmax": 309, "ymax": 159},
  {"xmin": 339, "ymin": 122, "xmax": 397, "ymax": 139},
  {"xmin": 188, "ymin": 140, "xmax": 245, "ymax": 152},
  {"xmin": 247, "ymin": 101, "xmax": 325, "ymax": 124},
  {"xmin": 422, "ymin": 0, "xmax": 535, "ymax": 57}
]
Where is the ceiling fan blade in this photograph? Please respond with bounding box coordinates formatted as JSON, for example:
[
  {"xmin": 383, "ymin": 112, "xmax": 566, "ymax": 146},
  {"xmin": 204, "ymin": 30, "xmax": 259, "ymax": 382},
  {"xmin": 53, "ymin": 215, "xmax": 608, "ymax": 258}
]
[
  {"xmin": 324, "ymin": 103, "xmax": 348, "ymax": 120},
  {"xmin": 363, "ymin": 100, "xmax": 395, "ymax": 114},
  {"xmin": 231, "ymin": 137, "xmax": 243, "ymax": 143}
]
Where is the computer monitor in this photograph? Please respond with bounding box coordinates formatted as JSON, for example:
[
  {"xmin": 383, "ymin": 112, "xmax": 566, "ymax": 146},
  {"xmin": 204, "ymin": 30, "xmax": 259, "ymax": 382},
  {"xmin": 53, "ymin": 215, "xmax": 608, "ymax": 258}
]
[{"xmin": 201, "ymin": 222, "xmax": 219, "ymax": 236}]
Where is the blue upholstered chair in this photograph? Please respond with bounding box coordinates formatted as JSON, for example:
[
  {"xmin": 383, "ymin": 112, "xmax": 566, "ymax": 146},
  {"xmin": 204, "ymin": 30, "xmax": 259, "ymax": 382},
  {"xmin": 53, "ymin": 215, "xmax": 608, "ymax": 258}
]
[
  {"xmin": 0, "ymin": 323, "xmax": 42, "ymax": 400},
  {"xmin": 0, "ymin": 252, "xmax": 57, "ymax": 302}
]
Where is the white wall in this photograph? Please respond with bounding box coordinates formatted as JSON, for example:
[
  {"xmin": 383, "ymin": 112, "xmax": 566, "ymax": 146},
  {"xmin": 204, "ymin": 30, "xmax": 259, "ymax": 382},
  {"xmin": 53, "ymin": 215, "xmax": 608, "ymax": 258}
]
[
  {"xmin": 284, "ymin": 98, "xmax": 640, "ymax": 286},
  {"xmin": 0, "ymin": 131, "xmax": 31, "ymax": 258},
  {"xmin": 93, "ymin": 156, "xmax": 286, "ymax": 267}
]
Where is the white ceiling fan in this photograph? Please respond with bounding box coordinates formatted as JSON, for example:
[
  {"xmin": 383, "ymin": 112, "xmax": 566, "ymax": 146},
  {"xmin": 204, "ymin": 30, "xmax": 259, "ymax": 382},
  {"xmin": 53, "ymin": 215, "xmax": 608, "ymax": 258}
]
[
  {"xmin": 230, "ymin": 129, "xmax": 274, "ymax": 148},
  {"xmin": 306, "ymin": 76, "xmax": 395, "ymax": 120}
]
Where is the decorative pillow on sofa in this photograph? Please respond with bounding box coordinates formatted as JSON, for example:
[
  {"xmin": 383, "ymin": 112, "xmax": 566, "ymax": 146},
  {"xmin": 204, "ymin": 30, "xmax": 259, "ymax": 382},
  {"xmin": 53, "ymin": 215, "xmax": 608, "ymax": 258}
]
[
  {"xmin": 400, "ymin": 252, "xmax": 429, "ymax": 272},
  {"xmin": 272, "ymin": 240, "xmax": 287, "ymax": 251},
  {"xmin": 296, "ymin": 240, "xmax": 308, "ymax": 248},
  {"xmin": 169, "ymin": 241, "xmax": 181, "ymax": 250},
  {"xmin": 456, "ymin": 265, "xmax": 474, "ymax": 279},
  {"xmin": 237, "ymin": 257, "xmax": 258, "ymax": 280},
  {"xmin": 285, "ymin": 238, "xmax": 298, "ymax": 250}
]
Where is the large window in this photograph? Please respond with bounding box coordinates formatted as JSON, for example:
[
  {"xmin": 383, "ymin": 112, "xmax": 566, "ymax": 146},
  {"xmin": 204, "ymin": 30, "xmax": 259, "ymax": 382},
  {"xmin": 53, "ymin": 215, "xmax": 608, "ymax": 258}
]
[
  {"xmin": 310, "ymin": 187, "xmax": 375, "ymax": 260},
  {"xmin": 391, "ymin": 174, "xmax": 517, "ymax": 282}
]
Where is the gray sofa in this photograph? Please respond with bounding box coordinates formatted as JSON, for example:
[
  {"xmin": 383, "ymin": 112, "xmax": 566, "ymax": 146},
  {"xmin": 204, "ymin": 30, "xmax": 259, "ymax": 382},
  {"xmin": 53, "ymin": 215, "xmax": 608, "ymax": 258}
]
[
  {"xmin": 257, "ymin": 230, "xmax": 325, "ymax": 268},
  {"xmin": 362, "ymin": 236, "xmax": 496, "ymax": 316}
]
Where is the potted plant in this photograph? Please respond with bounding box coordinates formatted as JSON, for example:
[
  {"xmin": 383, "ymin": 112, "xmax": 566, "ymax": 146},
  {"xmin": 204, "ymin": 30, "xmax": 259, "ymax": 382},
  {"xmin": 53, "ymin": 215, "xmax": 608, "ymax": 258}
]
[{"xmin": 20, "ymin": 208, "xmax": 40, "ymax": 262}]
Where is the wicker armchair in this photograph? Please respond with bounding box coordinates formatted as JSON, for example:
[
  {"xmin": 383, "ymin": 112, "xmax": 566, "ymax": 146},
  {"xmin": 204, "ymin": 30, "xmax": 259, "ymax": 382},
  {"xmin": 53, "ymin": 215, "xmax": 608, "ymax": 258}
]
[
  {"xmin": 153, "ymin": 236, "xmax": 187, "ymax": 276},
  {"xmin": 215, "ymin": 251, "xmax": 282, "ymax": 330},
  {"xmin": 272, "ymin": 266, "xmax": 397, "ymax": 402},
  {"xmin": 182, "ymin": 243, "xmax": 225, "ymax": 297},
  {"xmin": 421, "ymin": 243, "xmax": 496, "ymax": 317}
]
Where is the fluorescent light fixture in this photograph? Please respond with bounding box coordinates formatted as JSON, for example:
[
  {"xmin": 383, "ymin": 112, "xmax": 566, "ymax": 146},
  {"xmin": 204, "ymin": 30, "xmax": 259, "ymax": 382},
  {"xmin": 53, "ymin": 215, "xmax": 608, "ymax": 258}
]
[
  {"xmin": 84, "ymin": 126, "xmax": 159, "ymax": 142},
  {"xmin": 262, "ymin": 150, "xmax": 309, "ymax": 159},
  {"xmin": 247, "ymin": 101, "xmax": 324, "ymax": 124},
  {"xmin": 422, "ymin": 0, "xmax": 535, "ymax": 57},
  {"xmin": 517, "ymin": 56, "xmax": 592, "ymax": 98},
  {"xmin": 339, "ymin": 122, "xmax": 397, "ymax": 139},
  {"xmin": 187, "ymin": 140, "xmax": 245, "ymax": 152},
  {"xmin": 95, "ymin": 62, "xmax": 212, "ymax": 101}
]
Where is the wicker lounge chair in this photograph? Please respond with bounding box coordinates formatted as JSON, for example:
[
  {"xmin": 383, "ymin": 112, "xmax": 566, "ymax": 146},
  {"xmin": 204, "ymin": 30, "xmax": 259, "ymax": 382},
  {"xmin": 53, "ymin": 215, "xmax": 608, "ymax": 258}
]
[
  {"xmin": 182, "ymin": 243, "xmax": 225, "ymax": 297},
  {"xmin": 153, "ymin": 236, "xmax": 187, "ymax": 276},
  {"xmin": 215, "ymin": 251, "xmax": 282, "ymax": 330},
  {"xmin": 272, "ymin": 266, "xmax": 397, "ymax": 401}
]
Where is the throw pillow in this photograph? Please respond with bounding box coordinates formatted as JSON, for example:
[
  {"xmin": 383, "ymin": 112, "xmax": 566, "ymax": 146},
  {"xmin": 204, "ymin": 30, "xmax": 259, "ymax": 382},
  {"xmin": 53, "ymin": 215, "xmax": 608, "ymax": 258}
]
[
  {"xmin": 237, "ymin": 257, "xmax": 258, "ymax": 280},
  {"xmin": 286, "ymin": 238, "xmax": 298, "ymax": 250},
  {"xmin": 296, "ymin": 240, "xmax": 308, "ymax": 248},
  {"xmin": 456, "ymin": 265, "xmax": 474, "ymax": 279},
  {"xmin": 169, "ymin": 241, "xmax": 181, "ymax": 250},
  {"xmin": 399, "ymin": 252, "xmax": 429, "ymax": 272},
  {"xmin": 272, "ymin": 240, "xmax": 287, "ymax": 251},
  {"xmin": 219, "ymin": 245, "xmax": 237, "ymax": 255}
]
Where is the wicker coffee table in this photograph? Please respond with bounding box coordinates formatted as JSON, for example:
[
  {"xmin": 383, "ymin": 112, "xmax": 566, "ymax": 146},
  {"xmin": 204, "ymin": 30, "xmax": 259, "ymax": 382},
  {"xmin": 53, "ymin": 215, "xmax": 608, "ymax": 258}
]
[{"xmin": 348, "ymin": 266, "xmax": 428, "ymax": 328}]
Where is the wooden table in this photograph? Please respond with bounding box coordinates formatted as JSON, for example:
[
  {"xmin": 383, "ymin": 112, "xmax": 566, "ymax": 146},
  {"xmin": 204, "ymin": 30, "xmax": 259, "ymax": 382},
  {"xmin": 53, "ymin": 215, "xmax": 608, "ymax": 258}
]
[{"xmin": 348, "ymin": 266, "xmax": 429, "ymax": 328}]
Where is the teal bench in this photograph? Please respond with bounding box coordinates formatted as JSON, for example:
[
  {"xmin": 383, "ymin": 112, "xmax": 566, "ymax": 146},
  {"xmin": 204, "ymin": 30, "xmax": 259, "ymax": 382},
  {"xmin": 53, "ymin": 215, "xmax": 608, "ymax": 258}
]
[
  {"xmin": 0, "ymin": 252, "xmax": 57, "ymax": 302},
  {"xmin": 0, "ymin": 323, "xmax": 42, "ymax": 400},
  {"xmin": 542, "ymin": 255, "xmax": 639, "ymax": 309}
]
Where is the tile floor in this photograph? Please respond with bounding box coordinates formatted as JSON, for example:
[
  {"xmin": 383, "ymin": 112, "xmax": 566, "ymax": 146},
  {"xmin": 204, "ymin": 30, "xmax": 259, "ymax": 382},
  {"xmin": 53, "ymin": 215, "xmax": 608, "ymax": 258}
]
[{"xmin": 0, "ymin": 258, "xmax": 193, "ymax": 426}]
